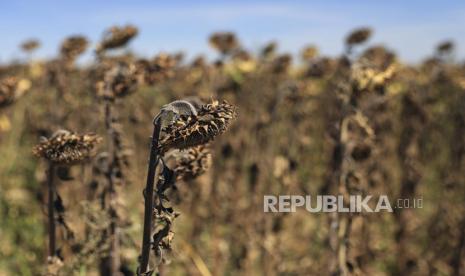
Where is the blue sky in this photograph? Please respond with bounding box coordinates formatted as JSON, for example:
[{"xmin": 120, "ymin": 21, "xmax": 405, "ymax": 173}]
[{"xmin": 1, "ymin": 0, "xmax": 464, "ymax": 64}]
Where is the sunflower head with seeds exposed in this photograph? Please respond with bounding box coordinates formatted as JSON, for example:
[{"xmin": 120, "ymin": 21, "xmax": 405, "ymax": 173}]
[
  {"xmin": 158, "ymin": 100, "xmax": 237, "ymax": 153},
  {"xmin": 164, "ymin": 145, "xmax": 212, "ymax": 182},
  {"xmin": 33, "ymin": 130, "xmax": 102, "ymax": 165}
]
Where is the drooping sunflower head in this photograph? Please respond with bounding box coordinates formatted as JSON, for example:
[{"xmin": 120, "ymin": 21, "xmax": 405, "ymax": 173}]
[
  {"xmin": 96, "ymin": 25, "xmax": 138, "ymax": 53},
  {"xmin": 170, "ymin": 145, "xmax": 212, "ymax": 181},
  {"xmin": 158, "ymin": 100, "xmax": 237, "ymax": 153},
  {"xmin": 436, "ymin": 40, "xmax": 454, "ymax": 55},
  {"xmin": 33, "ymin": 130, "xmax": 102, "ymax": 165},
  {"xmin": 208, "ymin": 32, "xmax": 239, "ymax": 55},
  {"xmin": 60, "ymin": 35, "xmax": 89, "ymax": 61},
  {"xmin": 301, "ymin": 45, "xmax": 319, "ymax": 61},
  {"xmin": 20, "ymin": 39, "xmax": 40, "ymax": 53},
  {"xmin": 270, "ymin": 54, "xmax": 292, "ymax": 74},
  {"xmin": 345, "ymin": 27, "xmax": 372, "ymax": 47},
  {"xmin": 136, "ymin": 53, "xmax": 177, "ymax": 85},
  {"xmin": 95, "ymin": 61, "xmax": 138, "ymax": 99},
  {"xmin": 260, "ymin": 41, "xmax": 277, "ymax": 59}
]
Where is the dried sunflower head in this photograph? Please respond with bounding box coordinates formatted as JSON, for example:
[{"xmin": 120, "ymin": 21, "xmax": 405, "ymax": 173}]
[
  {"xmin": 361, "ymin": 46, "xmax": 396, "ymax": 68},
  {"xmin": 209, "ymin": 32, "xmax": 239, "ymax": 55},
  {"xmin": 345, "ymin": 27, "xmax": 372, "ymax": 46},
  {"xmin": 230, "ymin": 49, "xmax": 256, "ymax": 73},
  {"xmin": 158, "ymin": 100, "xmax": 237, "ymax": 153},
  {"xmin": 306, "ymin": 57, "xmax": 337, "ymax": 78},
  {"xmin": 260, "ymin": 41, "xmax": 277, "ymax": 59},
  {"xmin": 270, "ymin": 54, "xmax": 292, "ymax": 74},
  {"xmin": 95, "ymin": 61, "xmax": 138, "ymax": 99},
  {"xmin": 136, "ymin": 53, "xmax": 177, "ymax": 85},
  {"xmin": 301, "ymin": 45, "xmax": 319, "ymax": 61},
  {"xmin": 33, "ymin": 130, "xmax": 102, "ymax": 165},
  {"xmin": 97, "ymin": 25, "xmax": 138, "ymax": 53},
  {"xmin": 20, "ymin": 39, "xmax": 40, "ymax": 53},
  {"xmin": 60, "ymin": 35, "xmax": 89, "ymax": 61},
  {"xmin": 169, "ymin": 145, "xmax": 212, "ymax": 181},
  {"xmin": 0, "ymin": 77, "xmax": 31, "ymax": 108},
  {"xmin": 191, "ymin": 56, "xmax": 207, "ymax": 69},
  {"xmin": 436, "ymin": 40, "xmax": 454, "ymax": 55},
  {"xmin": 351, "ymin": 61, "xmax": 397, "ymax": 92}
]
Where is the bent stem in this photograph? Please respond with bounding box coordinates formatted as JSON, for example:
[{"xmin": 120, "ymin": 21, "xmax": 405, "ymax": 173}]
[
  {"xmin": 47, "ymin": 162, "xmax": 56, "ymax": 257},
  {"xmin": 139, "ymin": 118, "xmax": 162, "ymax": 274}
]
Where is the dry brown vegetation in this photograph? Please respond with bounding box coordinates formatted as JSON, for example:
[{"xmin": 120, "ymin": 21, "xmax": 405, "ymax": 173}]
[{"xmin": 0, "ymin": 26, "xmax": 464, "ymax": 275}]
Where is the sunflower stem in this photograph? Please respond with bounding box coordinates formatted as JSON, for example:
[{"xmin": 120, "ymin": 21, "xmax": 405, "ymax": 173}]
[
  {"xmin": 47, "ymin": 162, "xmax": 56, "ymax": 257},
  {"xmin": 139, "ymin": 118, "xmax": 162, "ymax": 274}
]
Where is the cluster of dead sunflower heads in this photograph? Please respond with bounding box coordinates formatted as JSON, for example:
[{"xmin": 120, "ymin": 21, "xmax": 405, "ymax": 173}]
[
  {"xmin": 96, "ymin": 25, "xmax": 138, "ymax": 53},
  {"xmin": 20, "ymin": 39, "xmax": 40, "ymax": 53},
  {"xmin": 209, "ymin": 32, "xmax": 239, "ymax": 55},
  {"xmin": 0, "ymin": 76, "xmax": 31, "ymax": 108},
  {"xmin": 158, "ymin": 100, "xmax": 237, "ymax": 153},
  {"xmin": 351, "ymin": 60, "xmax": 397, "ymax": 92},
  {"xmin": 345, "ymin": 27, "xmax": 372, "ymax": 47},
  {"xmin": 136, "ymin": 53, "xmax": 177, "ymax": 85},
  {"xmin": 33, "ymin": 130, "xmax": 102, "ymax": 165},
  {"xmin": 301, "ymin": 45, "xmax": 319, "ymax": 61},
  {"xmin": 60, "ymin": 35, "xmax": 89, "ymax": 62},
  {"xmin": 95, "ymin": 61, "xmax": 138, "ymax": 99}
]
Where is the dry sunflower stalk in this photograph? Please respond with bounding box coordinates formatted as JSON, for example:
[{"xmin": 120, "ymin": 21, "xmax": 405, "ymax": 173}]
[
  {"xmin": 33, "ymin": 130, "xmax": 101, "ymax": 275},
  {"xmin": 93, "ymin": 55, "xmax": 139, "ymax": 274},
  {"xmin": 138, "ymin": 99, "xmax": 236, "ymax": 275}
]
